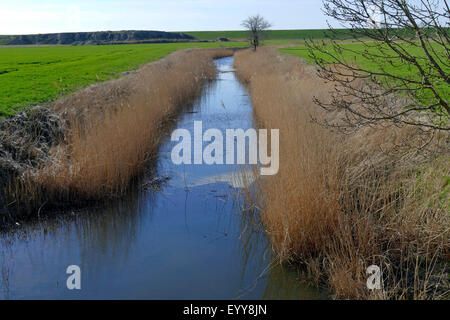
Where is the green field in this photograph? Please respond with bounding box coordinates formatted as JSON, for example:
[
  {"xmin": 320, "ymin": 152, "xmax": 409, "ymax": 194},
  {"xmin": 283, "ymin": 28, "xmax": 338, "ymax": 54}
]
[
  {"xmin": 0, "ymin": 42, "xmax": 246, "ymax": 117},
  {"xmin": 185, "ymin": 29, "xmax": 352, "ymax": 41},
  {"xmin": 280, "ymin": 44, "xmax": 449, "ymax": 108}
]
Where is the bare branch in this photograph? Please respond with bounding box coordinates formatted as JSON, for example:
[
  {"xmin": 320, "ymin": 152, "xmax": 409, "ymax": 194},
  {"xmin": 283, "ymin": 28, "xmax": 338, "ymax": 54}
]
[{"xmin": 306, "ymin": 0, "xmax": 449, "ymax": 132}]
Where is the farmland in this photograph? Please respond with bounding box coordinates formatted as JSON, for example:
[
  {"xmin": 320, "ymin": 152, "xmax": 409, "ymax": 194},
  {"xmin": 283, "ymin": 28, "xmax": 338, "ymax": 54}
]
[
  {"xmin": 0, "ymin": 29, "xmax": 364, "ymax": 118},
  {"xmin": 280, "ymin": 43, "xmax": 450, "ymax": 106},
  {"xmin": 0, "ymin": 42, "xmax": 246, "ymax": 117}
]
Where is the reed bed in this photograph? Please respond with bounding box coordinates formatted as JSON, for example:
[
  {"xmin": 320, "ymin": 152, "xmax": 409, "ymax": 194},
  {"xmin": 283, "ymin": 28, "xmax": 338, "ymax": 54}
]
[
  {"xmin": 234, "ymin": 47, "xmax": 449, "ymax": 299},
  {"xmin": 8, "ymin": 48, "xmax": 234, "ymax": 213}
]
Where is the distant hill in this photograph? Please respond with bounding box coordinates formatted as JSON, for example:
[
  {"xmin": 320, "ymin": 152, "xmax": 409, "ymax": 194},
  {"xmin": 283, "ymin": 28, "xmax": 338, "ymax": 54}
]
[{"xmin": 0, "ymin": 30, "xmax": 196, "ymax": 46}]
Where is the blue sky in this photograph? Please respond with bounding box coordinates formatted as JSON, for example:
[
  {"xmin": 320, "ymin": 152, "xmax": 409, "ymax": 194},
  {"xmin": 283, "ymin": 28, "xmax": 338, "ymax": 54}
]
[{"xmin": 0, "ymin": 0, "xmax": 331, "ymax": 34}]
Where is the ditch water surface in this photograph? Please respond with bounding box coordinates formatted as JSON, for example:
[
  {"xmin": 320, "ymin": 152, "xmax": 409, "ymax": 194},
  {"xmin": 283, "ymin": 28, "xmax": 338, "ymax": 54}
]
[{"xmin": 0, "ymin": 56, "xmax": 325, "ymax": 299}]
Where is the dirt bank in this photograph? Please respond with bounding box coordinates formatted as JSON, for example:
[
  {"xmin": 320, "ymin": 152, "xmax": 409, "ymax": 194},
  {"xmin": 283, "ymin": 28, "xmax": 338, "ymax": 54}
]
[{"xmin": 0, "ymin": 107, "xmax": 65, "ymax": 215}]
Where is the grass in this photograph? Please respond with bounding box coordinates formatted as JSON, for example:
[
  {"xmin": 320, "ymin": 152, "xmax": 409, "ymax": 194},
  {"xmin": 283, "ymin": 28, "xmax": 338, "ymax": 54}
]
[
  {"xmin": 235, "ymin": 47, "xmax": 449, "ymax": 299},
  {"xmin": 0, "ymin": 42, "xmax": 246, "ymax": 117},
  {"xmin": 280, "ymin": 43, "xmax": 450, "ymax": 106},
  {"xmin": 185, "ymin": 29, "xmax": 352, "ymax": 41}
]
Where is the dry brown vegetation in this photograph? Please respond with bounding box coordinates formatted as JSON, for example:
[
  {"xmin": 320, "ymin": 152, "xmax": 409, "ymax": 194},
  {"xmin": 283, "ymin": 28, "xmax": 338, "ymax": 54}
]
[
  {"xmin": 234, "ymin": 47, "xmax": 449, "ymax": 299},
  {"xmin": 7, "ymin": 48, "xmax": 234, "ymax": 213}
]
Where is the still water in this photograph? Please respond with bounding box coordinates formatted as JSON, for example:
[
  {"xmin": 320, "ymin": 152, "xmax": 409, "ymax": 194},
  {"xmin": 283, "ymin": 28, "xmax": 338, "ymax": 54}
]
[{"xmin": 0, "ymin": 57, "xmax": 324, "ymax": 299}]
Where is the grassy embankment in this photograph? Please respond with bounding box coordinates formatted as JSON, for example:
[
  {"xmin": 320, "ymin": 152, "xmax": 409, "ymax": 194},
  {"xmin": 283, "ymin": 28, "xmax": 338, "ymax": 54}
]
[
  {"xmin": 4, "ymin": 48, "xmax": 234, "ymax": 217},
  {"xmin": 186, "ymin": 28, "xmax": 438, "ymax": 41},
  {"xmin": 0, "ymin": 42, "xmax": 246, "ymax": 117},
  {"xmin": 186, "ymin": 29, "xmax": 355, "ymax": 47},
  {"xmin": 234, "ymin": 47, "xmax": 449, "ymax": 299},
  {"xmin": 185, "ymin": 29, "xmax": 351, "ymax": 41}
]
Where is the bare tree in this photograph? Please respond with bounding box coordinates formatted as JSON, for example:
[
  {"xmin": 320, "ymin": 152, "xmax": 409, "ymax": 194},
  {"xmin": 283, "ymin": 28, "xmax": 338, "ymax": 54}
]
[
  {"xmin": 306, "ymin": 0, "xmax": 449, "ymax": 132},
  {"xmin": 242, "ymin": 15, "xmax": 272, "ymax": 50}
]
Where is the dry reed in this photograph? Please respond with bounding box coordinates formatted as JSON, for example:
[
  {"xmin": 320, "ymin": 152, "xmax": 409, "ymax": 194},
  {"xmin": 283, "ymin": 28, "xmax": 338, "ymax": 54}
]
[
  {"xmin": 8, "ymin": 48, "xmax": 234, "ymax": 211},
  {"xmin": 234, "ymin": 47, "xmax": 449, "ymax": 299}
]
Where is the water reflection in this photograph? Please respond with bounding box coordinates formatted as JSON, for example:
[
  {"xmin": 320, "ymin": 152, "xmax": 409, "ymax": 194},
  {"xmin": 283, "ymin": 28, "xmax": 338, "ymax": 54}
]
[{"xmin": 0, "ymin": 57, "xmax": 323, "ymax": 300}]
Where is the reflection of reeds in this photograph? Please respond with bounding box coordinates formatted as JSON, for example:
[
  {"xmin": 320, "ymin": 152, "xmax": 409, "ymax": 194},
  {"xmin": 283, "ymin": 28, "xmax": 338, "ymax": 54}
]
[
  {"xmin": 262, "ymin": 264, "xmax": 323, "ymax": 300},
  {"xmin": 8, "ymin": 49, "xmax": 234, "ymax": 214},
  {"xmin": 234, "ymin": 48, "xmax": 449, "ymax": 300},
  {"xmin": 0, "ymin": 186, "xmax": 158, "ymax": 299},
  {"xmin": 0, "ymin": 246, "xmax": 11, "ymax": 299}
]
